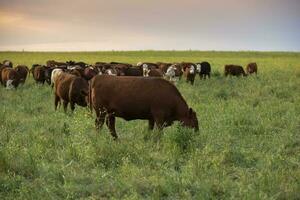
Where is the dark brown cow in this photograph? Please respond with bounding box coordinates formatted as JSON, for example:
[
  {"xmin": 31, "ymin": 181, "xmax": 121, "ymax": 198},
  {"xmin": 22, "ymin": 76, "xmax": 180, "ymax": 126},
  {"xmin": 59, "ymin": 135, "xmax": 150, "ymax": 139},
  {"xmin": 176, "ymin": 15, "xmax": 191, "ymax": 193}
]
[
  {"xmin": 1, "ymin": 68, "xmax": 20, "ymax": 88},
  {"xmin": 224, "ymin": 65, "xmax": 247, "ymax": 77},
  {"xmin": 55, "ymin": 73, "xmax": 89, "ymax": 112},
  {"xmin": 32, "ymin": 65, "xmax": 46, "ymax": 84},
  {"xmin": 246, "ymin": 62, "xmax": 258, "ymax": 75},
  {"xmin": 196, "ymin": 61, "xmax": 211, "ymax": 79},
  {"xmin": 15, "ymin": 65, "xmax": 29, "ymax": 84},
  {"xmin": 181, "ymin": 62, "xmax": 197, "ymax": 85},
  {"xmin": 90, "ymin": 75, "xmax": 199, "ymax": 139}
]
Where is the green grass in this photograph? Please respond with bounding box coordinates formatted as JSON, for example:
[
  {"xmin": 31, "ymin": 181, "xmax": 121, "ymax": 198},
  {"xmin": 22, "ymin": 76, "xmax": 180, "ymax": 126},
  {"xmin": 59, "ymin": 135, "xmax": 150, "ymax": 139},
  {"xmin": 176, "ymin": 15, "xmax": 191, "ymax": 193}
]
[{"xmin": 0, "ymin": 51, "xmax": 299, "ymax": 199}]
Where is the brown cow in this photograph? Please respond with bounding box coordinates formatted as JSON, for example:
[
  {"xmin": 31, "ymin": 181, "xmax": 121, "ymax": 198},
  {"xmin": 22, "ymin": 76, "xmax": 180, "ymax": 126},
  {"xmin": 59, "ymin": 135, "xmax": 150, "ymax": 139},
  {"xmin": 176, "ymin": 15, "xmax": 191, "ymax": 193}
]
[
  {"xmin": 32, "ymin": 65, "xmax": 46, "ymax": 84},
  {"xmin": 90, "ymin": 75, "xmax": 199, "ymax": 139},
  {"xmin": 15, "ymin": 65, "xmax": 29, "ymax": 84},
  {"xmin": 54, "ymin": 73, "xmax": 89, "ymax": 112},
  {"xmin": 246, "ymin": 62, "xmax": 258, "ymax": 75},
  {"xmin": 224, "ymin": 65, "xmax": 247, "ymax": 77},
  {"xmin": 182, "ymin": 62, "xmax": 197, "ymax": 85},
  {"xmin": 1, "ymin": 68, "xmax": 20, "ymax": 89}
]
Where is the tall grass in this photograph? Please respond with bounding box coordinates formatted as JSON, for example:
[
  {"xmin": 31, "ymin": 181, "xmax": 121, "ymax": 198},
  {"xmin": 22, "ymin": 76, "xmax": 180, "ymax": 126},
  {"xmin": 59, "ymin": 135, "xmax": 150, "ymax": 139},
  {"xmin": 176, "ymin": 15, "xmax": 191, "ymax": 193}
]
[{"xmin": 0, "ymin": 51, "xmax": 299, "ymax": 199}]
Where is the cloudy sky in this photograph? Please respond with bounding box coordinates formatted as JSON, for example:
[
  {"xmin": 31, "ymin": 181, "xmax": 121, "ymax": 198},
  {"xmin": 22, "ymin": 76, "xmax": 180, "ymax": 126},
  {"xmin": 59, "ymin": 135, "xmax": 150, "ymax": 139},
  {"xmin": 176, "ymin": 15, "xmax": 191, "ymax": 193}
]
[{"xmin": 0, "ymin": 0, "xmax": 299, "ymax": 51}]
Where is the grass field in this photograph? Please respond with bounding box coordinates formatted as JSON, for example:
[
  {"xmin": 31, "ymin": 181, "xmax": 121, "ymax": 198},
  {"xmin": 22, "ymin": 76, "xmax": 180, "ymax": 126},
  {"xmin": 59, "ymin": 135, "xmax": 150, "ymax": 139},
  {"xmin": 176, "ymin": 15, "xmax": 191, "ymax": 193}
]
[{"xmin": 0, "ymin": 51, "xmax": 299, "ymax": 199}]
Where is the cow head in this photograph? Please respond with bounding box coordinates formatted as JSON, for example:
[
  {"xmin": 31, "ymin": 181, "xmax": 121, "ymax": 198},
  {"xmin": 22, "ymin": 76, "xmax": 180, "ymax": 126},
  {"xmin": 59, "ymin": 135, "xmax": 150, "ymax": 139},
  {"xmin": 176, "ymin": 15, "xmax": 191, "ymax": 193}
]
[{"xmin": 182, "ymin": 108, "xmax": 199, "ymax": 132}]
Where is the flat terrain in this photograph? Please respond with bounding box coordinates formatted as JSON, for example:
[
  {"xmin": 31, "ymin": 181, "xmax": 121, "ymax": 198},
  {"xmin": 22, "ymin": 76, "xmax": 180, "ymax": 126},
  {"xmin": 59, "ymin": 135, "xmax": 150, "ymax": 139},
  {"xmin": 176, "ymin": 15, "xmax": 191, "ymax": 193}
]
[{"xmin": 0, "ymin": 51, "xmax": 299, "ymax": 199}]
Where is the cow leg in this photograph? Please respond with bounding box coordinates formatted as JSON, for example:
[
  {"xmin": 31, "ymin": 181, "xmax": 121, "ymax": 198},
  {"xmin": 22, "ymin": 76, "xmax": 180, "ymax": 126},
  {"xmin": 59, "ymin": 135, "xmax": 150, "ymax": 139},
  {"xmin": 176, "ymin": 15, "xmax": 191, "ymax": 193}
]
[
  {"xmin": 148, "ymin": 119, "xmax": 155, "ymax": 130},
  {"xmin": 152, "ymin": 111, "xmax": 166, "ymax": 131},
  {"xmin": 106, "ymin": 114, "xmax": 118, "ymax": 139},
  {"xmin": 191, "ymin": 77, "xmax": 195, "ymax": 85},
  {"xmin": 63, "ymin": 101, "xmax": 68, "ymax": 112},
  {"xmin": 95, "ymin": 109, "xmax": 106, "ymax": 130},
  {"xmin": 70, "ymin": 102, "xmax": 75, "ymax": 112},
  {"xmin": 54, "ymin": 95, "xmax": 60, "ymax": 110}
]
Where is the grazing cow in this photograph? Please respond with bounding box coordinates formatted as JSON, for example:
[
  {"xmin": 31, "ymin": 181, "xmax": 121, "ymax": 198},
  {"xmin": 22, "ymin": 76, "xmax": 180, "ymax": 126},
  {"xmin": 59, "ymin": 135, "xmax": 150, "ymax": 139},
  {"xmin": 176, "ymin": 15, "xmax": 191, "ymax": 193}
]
[
  {"xmin": 51, "ymin": 68, "xmax": 64, "ymax": 88},
  {"xmin": 32, "ymin": 65, "xmax": 46, "ymax": 84},
  {"xmin": 2, "ymin": 60, "xmax": 13, "ymax": 68},
  {"xmin": 224, "ymin": 65, "xmax": 247, "ymax": 77},
  {"xmin": 15, "ymin": 65, "xmax": 29, "ymax": 84},
  {"xmin": 246, "ymin": 62, "xmax": 258, "ymax": 75},
  {"xmin": 182, "ymin": 62, "xmax": 197, "ymax": 85},
  {"xmin": 1, "ymin": 68, "xmax": 20, "ymax": 89},
  {"xmin": 54, "ymin": 73, "xmax": 89, "ymax": 112},
  {"xmin": 196, "ymin": 62, "xmax": 211, "ymax": 79},
  {"xmin": 90, "ymin": 75, "xmax": 199, "ymax": 139}
]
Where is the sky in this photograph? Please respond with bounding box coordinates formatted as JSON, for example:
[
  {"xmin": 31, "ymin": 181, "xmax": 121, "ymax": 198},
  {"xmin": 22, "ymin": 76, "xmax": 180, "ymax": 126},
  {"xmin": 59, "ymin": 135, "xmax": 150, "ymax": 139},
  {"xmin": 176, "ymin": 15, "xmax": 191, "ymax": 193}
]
[{"xmin": 0, "ymin": 0, "xmax": 299, "ymax": 51}]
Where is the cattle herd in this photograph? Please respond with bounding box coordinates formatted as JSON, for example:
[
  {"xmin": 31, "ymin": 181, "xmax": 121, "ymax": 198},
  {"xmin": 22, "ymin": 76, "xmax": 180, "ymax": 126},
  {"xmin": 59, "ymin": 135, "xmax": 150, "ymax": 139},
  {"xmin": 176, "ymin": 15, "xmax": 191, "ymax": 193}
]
[{"xmin": 0, "ymin": 59, "xmax": 258, "ymax": 139}]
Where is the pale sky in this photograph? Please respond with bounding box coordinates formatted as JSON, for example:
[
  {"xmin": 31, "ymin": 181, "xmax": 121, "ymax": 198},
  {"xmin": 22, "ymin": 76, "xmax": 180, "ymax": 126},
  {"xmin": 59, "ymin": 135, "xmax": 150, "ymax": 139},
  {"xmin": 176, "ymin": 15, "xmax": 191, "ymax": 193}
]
[{"xmin": 0, "ymin": 0, "xmax": 299, "ymax": 51}]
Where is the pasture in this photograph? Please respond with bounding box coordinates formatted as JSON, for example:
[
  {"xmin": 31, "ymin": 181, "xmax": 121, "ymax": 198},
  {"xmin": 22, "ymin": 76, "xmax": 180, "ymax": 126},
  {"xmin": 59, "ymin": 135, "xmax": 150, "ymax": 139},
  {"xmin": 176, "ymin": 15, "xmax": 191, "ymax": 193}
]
[{"xmin": 0, "ymin": 51, "xmax": 299, "ymax": 199}]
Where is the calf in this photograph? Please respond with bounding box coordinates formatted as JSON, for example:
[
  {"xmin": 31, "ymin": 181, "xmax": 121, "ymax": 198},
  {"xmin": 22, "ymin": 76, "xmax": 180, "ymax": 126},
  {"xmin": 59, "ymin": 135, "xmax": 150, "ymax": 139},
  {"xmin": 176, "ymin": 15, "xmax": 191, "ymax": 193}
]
[
  {"xmin": 54, "ymin": 73, "xmax": 89, "ymax": 112},
  {"xmin": 246, "ymin": 62, "xmax": 258, "ymax": 75},
  {"xmin": 1, "ymin": 68, "xmax": 20, "ymax": 89},
  {"xmin": 196, "ymin": 61, "xmax": 211, "ymax": 79},
  {"xmin": 224, "ymin": 65, "xmax": 247, "ymax": 77},
  {"xmin": 90, "ymin": 75, "xmax": 199, "ymax": 139}
]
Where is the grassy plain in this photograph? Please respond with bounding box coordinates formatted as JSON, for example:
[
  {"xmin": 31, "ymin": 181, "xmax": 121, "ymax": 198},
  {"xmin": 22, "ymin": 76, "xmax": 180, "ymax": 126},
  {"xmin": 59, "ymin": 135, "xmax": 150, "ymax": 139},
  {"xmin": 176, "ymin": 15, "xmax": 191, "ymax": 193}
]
[{"xmin": 0, "ymin": 51, "xmax": 299, "ymax": 199}]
